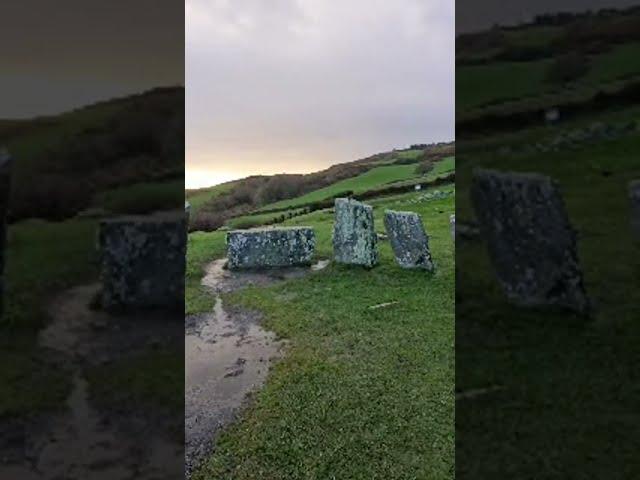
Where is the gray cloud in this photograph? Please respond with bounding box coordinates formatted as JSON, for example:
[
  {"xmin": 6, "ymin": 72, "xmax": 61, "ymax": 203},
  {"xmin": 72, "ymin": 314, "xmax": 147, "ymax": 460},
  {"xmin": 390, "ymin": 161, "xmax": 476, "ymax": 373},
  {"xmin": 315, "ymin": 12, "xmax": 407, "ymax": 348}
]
[{"xmin": 186, "ymin": 0, "xmax": 454, "ymax": 187}]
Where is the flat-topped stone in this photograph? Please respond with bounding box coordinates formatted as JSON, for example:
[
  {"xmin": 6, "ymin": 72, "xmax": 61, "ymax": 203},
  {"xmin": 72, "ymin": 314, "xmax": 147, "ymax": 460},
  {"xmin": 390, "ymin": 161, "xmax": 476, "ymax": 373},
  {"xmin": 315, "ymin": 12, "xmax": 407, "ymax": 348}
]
[
  {"xmin": 630, "ymin": 180, "xmax": 640, "ymax": 239},
  {"xmin": 333, "ymin": 198, "xmax": 378, "ymax": 268},
  {"xmin": 471, "ymin": 168, "xmax": 589, "ymax": 314},
  {"xmin": 0, "ymin": 151, "xmax": 12, "ymax": 319},
  {"xmin": 99, "ymin": 210, "xmax": 187, "ymax": 311},
  {"xmin": 384, "ymin": 210, "xmax": 434, "ymax": 271},
  {"xmin": 226, "ymin": 226, "xmax": 315, "ymax": 269}
]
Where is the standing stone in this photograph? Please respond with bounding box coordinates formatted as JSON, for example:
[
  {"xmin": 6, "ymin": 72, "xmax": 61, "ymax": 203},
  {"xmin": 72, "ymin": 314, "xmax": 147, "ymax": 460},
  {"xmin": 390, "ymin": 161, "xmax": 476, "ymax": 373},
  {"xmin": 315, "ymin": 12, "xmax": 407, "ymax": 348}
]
[
  {"xmin": 0, "ymin": 152, "xmax": 11, "ymax": 319},
  {"xmin": 384, "ymin": 210, "xmax": 434, "ymax": 271},
  {"xmin": 630, "ymin": 180, "xmax": 640, "ymax": 240},
  {"xmin": 226, "ymin": 227, "xmax": 315, "ymax": 269},
  {"xmin": 450, "ymin": 214, "xmax": 455, "ymax": 240},
  {"xmin": 99, "ymin": 211, "xmax": 186, "ymax": 312},
  {"xmin": 471, "ymin": 168, "xmax": 589, "ymax": 314},
  {"xmin": 333, "ymin": 198, "xmax": 378, "ymax": 268}
]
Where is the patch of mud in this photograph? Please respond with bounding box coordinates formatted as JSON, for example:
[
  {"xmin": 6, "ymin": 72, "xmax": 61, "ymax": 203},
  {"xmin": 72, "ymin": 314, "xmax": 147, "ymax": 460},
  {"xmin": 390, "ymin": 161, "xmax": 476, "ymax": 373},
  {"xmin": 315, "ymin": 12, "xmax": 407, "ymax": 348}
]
[
  {"xmin": 0, "ymin": 284, "xmax": 184, "ymax": 480},
  {"xmin": 185, "ymin": 258, "xmax": 328, "ymax": 476},
  {"xmin": 201, "ymin": 258, "xmax": 329, "ymax": 294}
]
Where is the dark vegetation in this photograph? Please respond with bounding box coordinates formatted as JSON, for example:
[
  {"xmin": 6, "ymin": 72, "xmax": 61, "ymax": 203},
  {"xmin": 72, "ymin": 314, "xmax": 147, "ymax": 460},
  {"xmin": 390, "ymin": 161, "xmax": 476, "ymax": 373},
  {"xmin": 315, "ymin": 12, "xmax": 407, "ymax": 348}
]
[
  {"xmin": 457, "ymin": 6, "xmax": 640, "ymax": 66},
  {"xmin": 1, "ymin": 87, "xmax": 184, "ymax": 222}
]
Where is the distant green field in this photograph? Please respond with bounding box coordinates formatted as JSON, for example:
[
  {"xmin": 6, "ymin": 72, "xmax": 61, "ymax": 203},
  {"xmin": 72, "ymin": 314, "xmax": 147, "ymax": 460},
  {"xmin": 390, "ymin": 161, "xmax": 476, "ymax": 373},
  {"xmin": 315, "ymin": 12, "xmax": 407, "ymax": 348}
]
[
  {"xmin": 190, "ymin": 185, "xmax": 455, "ymax": 479},
  {"xmin": 223, "ymin": 157, "xmax": 455, "ymax": 229},
  {"xmin": 94, "ymin": 180, "xmax": 184, "ymax": 215},
  {"xmin": 186, "ymin": 182, "xmax": 236, "ymax": 215},
  {"xmin": 457, "ymin": 42, "xmax": 640, "ymax": 112},
  {"xmin": 257, "ymin": 164, "xmax": 421, "ymax": 213}
]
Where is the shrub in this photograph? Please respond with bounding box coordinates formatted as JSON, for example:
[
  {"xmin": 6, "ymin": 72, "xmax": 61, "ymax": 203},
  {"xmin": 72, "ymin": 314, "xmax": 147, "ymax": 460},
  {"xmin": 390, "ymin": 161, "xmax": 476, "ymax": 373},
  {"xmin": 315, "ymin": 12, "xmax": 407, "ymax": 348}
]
[{"xmin": 545, "ymin": 52, "xmax": 590, "ymax": 84}]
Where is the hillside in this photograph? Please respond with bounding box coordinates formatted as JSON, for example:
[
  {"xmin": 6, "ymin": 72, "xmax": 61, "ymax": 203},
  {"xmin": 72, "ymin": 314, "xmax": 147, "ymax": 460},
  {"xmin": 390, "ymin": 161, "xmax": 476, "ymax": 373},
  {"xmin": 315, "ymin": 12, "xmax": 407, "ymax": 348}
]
[
  {"xmin": 1, "ymin": 87, "xmax": 184, "ymax": 221},
  {"xmin": 186, "ymin": 142, "xmax": 454, "ymax": 231},
  {"xmin": 456, "ymin": 7, "xmax": 640, "ymax": 131}
]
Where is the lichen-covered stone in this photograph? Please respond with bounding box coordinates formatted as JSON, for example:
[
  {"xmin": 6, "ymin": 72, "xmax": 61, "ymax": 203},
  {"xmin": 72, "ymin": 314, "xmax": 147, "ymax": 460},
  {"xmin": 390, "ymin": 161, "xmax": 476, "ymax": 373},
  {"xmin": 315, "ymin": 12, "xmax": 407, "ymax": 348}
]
[
  {"xmin": 332, "ymin": 198, "xmax": 378, "ymax": 268},
  {"xmin": 0, "ymin": 152, "xmax": 11, "ymax": 319},
  {"xmin": 383, "ymin": 210, "xmax": 434, "ymax": 270},
  {"xmin": 226, "ymin": 227, "xmax": 315, "ymax": 269},
  {"xmin": 471, "ymin": 168, "xmax": 589, "ymax": 314},
  {"xmin": 630, "ymin": 180, "xmax": 640, "ymax": 239},
  {"xmin": 99, "ymin": 211, "xmax": 186, "ymax": 311}
]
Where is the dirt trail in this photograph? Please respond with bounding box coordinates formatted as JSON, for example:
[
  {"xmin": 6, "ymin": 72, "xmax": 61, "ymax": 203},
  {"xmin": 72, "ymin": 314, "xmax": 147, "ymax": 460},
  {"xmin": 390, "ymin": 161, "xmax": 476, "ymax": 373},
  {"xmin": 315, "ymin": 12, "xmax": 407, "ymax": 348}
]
[
  {"xmin": 0, "ymin": 284, "xmax": 184, "ymax": 480},
  {"xmin": 184, "ymin": 258, "xmax": 329, "ymax": 477}
]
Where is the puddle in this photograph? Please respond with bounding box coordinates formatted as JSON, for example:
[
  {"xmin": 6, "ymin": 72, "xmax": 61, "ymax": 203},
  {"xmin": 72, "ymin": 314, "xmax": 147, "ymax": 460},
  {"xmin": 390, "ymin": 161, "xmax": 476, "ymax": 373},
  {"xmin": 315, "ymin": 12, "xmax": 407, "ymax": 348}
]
[
  {"xmin": 185, "ymin": 299, "xmax": 284, "ymax": 475},
  {"xmin": 0, "ymin": 284, "xmax": 184, "ymax": 480},
  {"xmin": 185, "ymin": 258, "xmax": 327, "ymax": 476}
]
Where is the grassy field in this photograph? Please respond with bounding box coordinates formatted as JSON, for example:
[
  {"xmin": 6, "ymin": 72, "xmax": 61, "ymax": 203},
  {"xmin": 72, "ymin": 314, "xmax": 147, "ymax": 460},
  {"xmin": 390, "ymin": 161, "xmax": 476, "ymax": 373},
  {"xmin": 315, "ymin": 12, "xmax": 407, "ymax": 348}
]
[
  {"xmin": 94, "ymin": 179, "xmax": 184, "ymax": 215},
  {"xmin": 256, "ymin": 164, "xmax": 422, "ymax": 212},
  {"xmin": 225, "ymin": 157, "xmax": 455, "ymax": 231},
  {"xmin": 455, "ymin": 133, "xmax": 640, "ymax": 477},
  {"xmin": 457, "ymin": 42, "xmax": 640, "ymax": 112},
  {"xmin": 189, "ymin": 185, "xmax": 455, "ymax": 479}
]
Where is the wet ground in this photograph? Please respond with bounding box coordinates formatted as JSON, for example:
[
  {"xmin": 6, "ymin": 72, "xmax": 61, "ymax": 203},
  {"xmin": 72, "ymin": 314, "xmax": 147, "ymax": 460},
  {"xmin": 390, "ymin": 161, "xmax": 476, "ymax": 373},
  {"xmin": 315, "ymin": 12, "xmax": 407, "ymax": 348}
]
[
  {"xmin": 184, "ymin": 258, "xmax": 329, "ymax": 477},
  {"xmin": 0, "ymin": 284, "xmax": 184, "ymax": 480}
]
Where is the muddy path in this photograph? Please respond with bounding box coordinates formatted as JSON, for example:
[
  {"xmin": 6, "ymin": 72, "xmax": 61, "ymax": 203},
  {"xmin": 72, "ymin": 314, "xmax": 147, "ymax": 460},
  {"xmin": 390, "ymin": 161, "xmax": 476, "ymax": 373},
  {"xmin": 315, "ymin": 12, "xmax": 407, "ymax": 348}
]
[
  {"xmin": 185, "ymin": 258, "xmax": 328, "ymax": 477},
  {"xmin": 0, "ymin": 284, "xmax": 184, "ymax": 480}
]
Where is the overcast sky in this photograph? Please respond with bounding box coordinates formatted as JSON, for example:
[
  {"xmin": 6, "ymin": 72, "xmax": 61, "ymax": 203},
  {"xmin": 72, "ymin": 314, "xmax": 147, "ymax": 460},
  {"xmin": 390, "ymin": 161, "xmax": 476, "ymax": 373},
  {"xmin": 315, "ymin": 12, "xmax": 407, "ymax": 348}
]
[
  {"xmin": 0, "ymin": 1, "xmax": 184, "ymax": 119},
  {"xmin": 457, "ymin": 0, "xmax": 639, "ymax": 32},
  {"xmin": 186, "ymin": 0, "xmax": 454, "ymax": 188}
]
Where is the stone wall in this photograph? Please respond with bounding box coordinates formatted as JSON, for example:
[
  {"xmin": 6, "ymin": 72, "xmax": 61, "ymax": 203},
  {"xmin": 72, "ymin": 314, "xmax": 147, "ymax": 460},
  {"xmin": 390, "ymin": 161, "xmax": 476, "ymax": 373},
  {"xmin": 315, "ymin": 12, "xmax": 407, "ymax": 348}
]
[
  {"xmin": 99, "ymin": 211, "xmax": 186, "ymax": 311},
  {"xmin": 226, "ymin": 227, "xmax": 315, "ymax": 269}
]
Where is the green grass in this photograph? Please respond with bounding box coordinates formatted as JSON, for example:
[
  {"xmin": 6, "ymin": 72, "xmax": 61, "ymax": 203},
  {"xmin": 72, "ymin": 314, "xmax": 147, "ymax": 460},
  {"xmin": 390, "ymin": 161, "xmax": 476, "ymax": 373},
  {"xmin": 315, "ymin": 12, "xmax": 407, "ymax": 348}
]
[
  {"xmin": 257, "ymin": 164, "xmax": 423, "ymax": 212},
  {"xmin": 186, "ymin": 230, "xmax": 226, "ymax": 315},
  {"xmin": 456, "ymin": 134, "xmax": 640, "ymax": 477},
  {"xmin": 191, "ymin": 186, "xmax": 455, "ymax": 479},
  {"xmin": 94, "ymin": 180, "xmax": 185, "ymax": 215},
  {"xmin": 87, "ymin": 349, "xmax": 184, "ymax": 411}
]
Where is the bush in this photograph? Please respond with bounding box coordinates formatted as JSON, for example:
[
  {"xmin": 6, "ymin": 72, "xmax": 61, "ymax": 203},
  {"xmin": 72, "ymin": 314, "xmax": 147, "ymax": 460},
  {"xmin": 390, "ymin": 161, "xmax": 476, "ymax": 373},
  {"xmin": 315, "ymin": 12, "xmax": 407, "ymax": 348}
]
[
  {"xmin": 545, "ymin": 53, "xmax": 590, "ymax": 84},
  {"xmin": 9, "ymin": 175, "xmax": 92, "ymax": 221},
  {"xmin": 189, "ymin": 211, "xmax": 227, "ymax": 232},
  {"xmin": 415, "ymin": 161, "xmax": 435, "ymax": 176}
]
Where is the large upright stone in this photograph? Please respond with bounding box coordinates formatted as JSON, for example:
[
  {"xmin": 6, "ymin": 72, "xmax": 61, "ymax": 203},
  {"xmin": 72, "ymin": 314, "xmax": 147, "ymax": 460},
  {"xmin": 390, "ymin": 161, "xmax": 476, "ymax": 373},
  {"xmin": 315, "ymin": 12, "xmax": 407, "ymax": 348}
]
[
  {"xmin": 384, "ymin": 210, "xmax": 434, "ymax": 271},
  {"xmin": 226, "ymin": 226, "xmax": 315, "ymax": 269},
  {"xmin": 99, "ymin": 211, "xmax": 186, "ymax": 311},
  {"xmin": 0, "ymin": 152, "xmax": 11, "ymax": 319},
  {"xmin": 333, "ymin": 198, "xmax": 378, "ymax": 268},
  {"xmin": 630, "ymin": 180, "xmax": 640, "ymax": 239},
  {"xmin": 471, "ymin": 168, "xmax": 589, "ymax": 314}
]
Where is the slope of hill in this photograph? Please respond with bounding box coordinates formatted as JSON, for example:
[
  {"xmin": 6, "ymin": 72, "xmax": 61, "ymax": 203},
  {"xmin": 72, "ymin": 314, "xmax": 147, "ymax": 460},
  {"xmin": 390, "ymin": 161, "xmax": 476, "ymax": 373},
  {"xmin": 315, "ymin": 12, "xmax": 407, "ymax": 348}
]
[
  {"xmin": 187, "ymin": 142, "xmax": 454, "ymax": 232},
  {"xmin": 456, "ymin": 7, "xmax": 640, "ymax": 128},
  {"xmin": 1, "ymin": 87, "xmax": 184, "ymax": 221}
]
